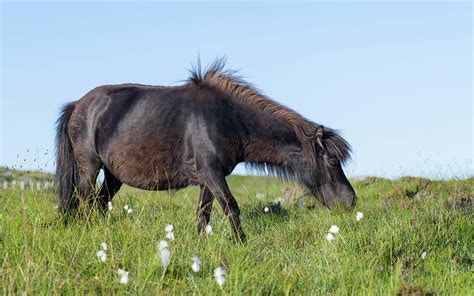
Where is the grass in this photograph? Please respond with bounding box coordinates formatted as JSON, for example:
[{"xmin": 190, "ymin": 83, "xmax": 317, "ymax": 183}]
[{"xmin": 1, "ymin": 175, "xmax": 473, "ymax": 295}]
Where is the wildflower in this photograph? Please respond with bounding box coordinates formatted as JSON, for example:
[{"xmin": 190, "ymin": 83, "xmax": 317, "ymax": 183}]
[
  {"xmin": 165, "ymin": 224, "xmax": 174, "ymax": 232},
  {"xmin": 264, "ymin": 207, "xmax": 269, "ymax": 212},
  {"xmin": 356, "ymin": 212, "xmax": 363, "ymax": 222},
  {"xmin": 164, "ymin": 224, "xmax": 175, "ymax": 240},
  {"xmin": 205, "ymin": 224, "xmax": 213, "ymax": 236},
  {"xmin": 165, "ymin": 231, "xmax": 175, "ymax": 240},
  {"xmin": 96, "ymin": 250, "xmax": 107, "ymax": 262},
  {"xmin": 107, "ymin": 201, "xmax": 113, "ymax": 211},
  {"xmin": 117, "ymin": 269, "xmax": 129, "ymax": 285},
  {"xmin": 157, "ymin": 240, "xmax": 170, "ymax": 268},
  {"xmin": 53, "ymin": 204, "xmax": 59, "ymax": 209},
  {"xmin": 100, "ymin": 242, "xmax": 108, "ymax": 251},
  {"xmin": 214, "ymin": 266, "xmax": 225, "ymax": 287},
  {"xmin": 256, "ymin": 193, "xmax": 264, "ymax": 200},
  {"xmin": 191, "ymin": 255, "xmax": 202, "ymax": 272},
  {"xmin": 326, "ymin": 233, "xmax": 335, "ymax": 242},
  {"xmin": 123, "ymin": 205, "xmax": 133, "ymax": 214},
  {"xmin": 421, "ymin": 251, "xmax": 427, "ymax": 259},
  {"xmin": 328, "ymin": 225, "xmax": 340, "ymax": 234}
]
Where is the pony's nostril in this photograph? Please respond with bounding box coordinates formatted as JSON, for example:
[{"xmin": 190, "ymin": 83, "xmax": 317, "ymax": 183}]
[{"xmin": 340, "ymin": 193, "xmax": 356, "ymax": 210}]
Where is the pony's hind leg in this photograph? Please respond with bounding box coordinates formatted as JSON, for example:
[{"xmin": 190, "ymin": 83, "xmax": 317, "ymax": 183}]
[
  {"xmin": 97, "ymin": 167, "xmax": 122, "ymax": 212},
  {"xmin": 196, "ymin": 185, "xmax": 214, "ymax": 235},
  {"xmin": 75, "ymin": 157, "xmax": 101, "ymax": 219}
]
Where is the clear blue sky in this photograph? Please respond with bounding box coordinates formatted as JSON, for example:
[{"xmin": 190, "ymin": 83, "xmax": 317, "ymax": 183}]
[{"xmin": 1, "ymin": 1, "xmax": 472, "ymax": 179}]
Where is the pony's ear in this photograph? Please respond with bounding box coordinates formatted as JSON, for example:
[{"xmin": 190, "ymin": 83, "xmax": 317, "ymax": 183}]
[{"xmin": 315, "ymin": 125, "xmax": 324, "ymax": 149}]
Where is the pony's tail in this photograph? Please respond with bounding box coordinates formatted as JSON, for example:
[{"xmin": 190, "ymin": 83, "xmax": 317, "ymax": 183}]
[{"xmin": 55, "ymin": 102, "xmax": 78, "ymax": 218}]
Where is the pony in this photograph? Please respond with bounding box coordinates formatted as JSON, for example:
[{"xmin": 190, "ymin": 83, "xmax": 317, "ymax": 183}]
[{"xmin": 56, "ymin": 58, "xmax": 356, "ymax": 241}]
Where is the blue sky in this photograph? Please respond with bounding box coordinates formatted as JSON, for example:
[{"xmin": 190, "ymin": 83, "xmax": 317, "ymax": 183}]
[{"xmin": 1, "ymin": 1, "xmax": 472, "ymax": 179}]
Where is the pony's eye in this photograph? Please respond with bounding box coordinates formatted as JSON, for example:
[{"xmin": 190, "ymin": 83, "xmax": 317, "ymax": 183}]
[{"xmin": 328, "ymin": 158, "xmax": 338, "ymax": 167}]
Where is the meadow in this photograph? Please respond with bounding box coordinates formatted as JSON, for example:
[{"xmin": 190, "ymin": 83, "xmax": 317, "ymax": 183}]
[{"xmin": 1, "ymin": 174, "xmax": 472, "ymax": 295}]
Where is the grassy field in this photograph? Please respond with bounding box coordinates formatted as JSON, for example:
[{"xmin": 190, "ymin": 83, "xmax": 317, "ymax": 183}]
[{"xmin": 1, "ymin": 175, "xmax": 472, "ymax": 295}]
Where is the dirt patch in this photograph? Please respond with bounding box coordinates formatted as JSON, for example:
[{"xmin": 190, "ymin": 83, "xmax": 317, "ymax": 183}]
[
  {"xmin": 397, "ymin": 284, "xmax": 434, "ymax": 296},
  {"xmin": 383, "ymin": 177, "xmax": 432, "ymax": 200},
  {"xmin": 445, "ymin": 193, "xmax": 473, "ymax": 212},
  {"xmin": 357, "ymin": 176, "xmax": 390, "ymax": 186}
]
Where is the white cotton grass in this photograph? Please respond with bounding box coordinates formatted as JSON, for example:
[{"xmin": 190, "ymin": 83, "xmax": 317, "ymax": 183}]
[
  {"xmin": 326, "ymin": 232, "xmax": 335, "ymax": 242},
  {"xmin": 205, "ymin": 224, "xmax": 213, "ymax": 236},
  {"xmin": 117, "ymin": 268, "xmax": 129, "ymax": 285},
  {"xmin": 255, "ymin": 193, "xmax": 264, "ymax": 200},
  {"xmin": 165, "ymin": 231, "xmax": 175, "ymax": 240},
  {"xmin": 107, "ymin": 201, "xmax": 113, "ymax": 211},
  {"xmin": 214, "ymin": 266, "xmax": 225, "ymax": 287},
  {"xmin": 356, "ymin": 211, "xmax": 364, "ymax": 222},
  {"xmin": 165, "ymin": 224, "xmax": 174, "ymax": 232},
  {"xmin": 96, "ymin": 250, "xmax": 107, "ymax": 262},
  {"xmin": 157, "ymin": 240, "xmax": 170, "ymax": 269},
  {"xmin": 421, "ymin": 251, "xmax": 427, "ymax": 259},
  {"xmin": 96, "ymin": 241, "xmax": 108, "ymax": 262},
  {"xmin": 123, "ymin": 204, "xmax": 133, "ymax": 214},
  {"xmin": 191, "ymin": 255, "xmax": 202, "ymax": 272},
  {"xmin": 328, "ymin": 225, "xmax": 340, "ymax": 234},
  {"xmin": 264, "ymin": 206, "xmax": 269, "ymax": 212},
  {"xmin": 325, "ymin": 225, "xmax": 340, "ymax": 242},
  {"xmin": 165, "ymin": 224, "xmax": 175, "ymax": 240}
]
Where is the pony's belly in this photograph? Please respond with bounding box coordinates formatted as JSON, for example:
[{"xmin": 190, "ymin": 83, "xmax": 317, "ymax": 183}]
[
  {"xmin": 106, "ymin": 156, "xmax": 197, "ymax": 191},
  {"xmin": 121, "ymin": 178, "xmax": 189, "ymax": 191}
]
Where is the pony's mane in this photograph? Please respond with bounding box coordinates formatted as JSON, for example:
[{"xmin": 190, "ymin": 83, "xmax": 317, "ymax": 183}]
[{"xmin": 188, "ymin": 57, "xmax": 351, "ymax": 168}]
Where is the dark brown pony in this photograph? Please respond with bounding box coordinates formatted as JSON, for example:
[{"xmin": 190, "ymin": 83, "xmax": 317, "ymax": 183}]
[{"xmin": 56, "ymin": 58, "xmax": 356, "ymax": 241}]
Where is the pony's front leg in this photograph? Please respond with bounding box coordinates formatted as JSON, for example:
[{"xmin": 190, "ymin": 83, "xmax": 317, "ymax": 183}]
[
  {"xmin": 200, "ymin": 171, "xmax": 246, "ymax": 243},
  {"xmin": 196, "ymin": 185, "xmax": 213, "ymax": 235}
]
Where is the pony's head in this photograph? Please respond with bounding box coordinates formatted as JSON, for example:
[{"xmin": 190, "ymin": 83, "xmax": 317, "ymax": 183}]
[{"xmin": 300, "ymin": 126, "xmax": 356, "ymax": 209}]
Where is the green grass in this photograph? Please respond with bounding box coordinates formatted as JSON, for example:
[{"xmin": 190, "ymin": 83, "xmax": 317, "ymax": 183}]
[{"xmin": 1, "ymin": 175, "xmax": 473, "ymax": 295}]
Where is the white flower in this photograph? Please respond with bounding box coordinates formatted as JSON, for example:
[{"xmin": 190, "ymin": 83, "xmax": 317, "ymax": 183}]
[
  {"xmin": 96, "ymin": 250, "xmax": 107, "ymax": 262},
  {"xmin": 107, "ymin": 201, "xmax": 113, "ymax": 211},
  {"xmin": 165, "ymin": 224, "xmax": 174, "ymax": 232},
  {"xmin": 157, "ymin": 240, "xmax": 170, "ymax": 268},
  {"xmin": 205, "ymin": 224, "xmax": 213, "ymax": 236},
  {"xmin": 165, "ymin": 231, "xmax": 175, "ymax": 240},
  {"xmin": 421, "ymin": 251, "xmax": 427, "ymax": 259},
  {"xmin": 326, "ymin": 233, "xmax": 335, "ymax": 242},
  {"xmin": 158, "ymin": 240, "xmax": 168, "ymax": 251},
  {"xmin": 191, "ymin": 262, "xmax": 200, "ymax": 273},
  {"xmin": 264, "ymin": 207, "xmax": 269, "ymax": 212},
  {"xmin": 123, "ymin": 205, "xmax": 133, "ymax": 214},
  {"xmin": 356, "ymin": 212, "xmax": 363, "ymax": 222},
  {"xmin": 328, "ymin": 225, "xmax": 340, "ymax": 234},
  {"xmin": 117, "ymin": 269, "xmax": 129, "ymax": 285},
  {"xmin": 100, "ymin": 242, "xmax": 108, "ymax": 251},
  {"xmin": 53, "ymin": 204, "xmax": 59, "ymax": 209},
  {"xmin": 256, "ymin": 193, "xmax": 264, "ymax": 200},
  {"xmin": 214, "ymin": 266, "xmax": 225, "ymax": 287},
  {"xmin": 191, "ymin": 255, "xmax": 202, "ymax": 272}
]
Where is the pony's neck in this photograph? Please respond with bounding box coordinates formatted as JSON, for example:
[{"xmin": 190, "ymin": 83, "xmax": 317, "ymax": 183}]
[{"xmin": 241, "ymin": 110, "xmax": 306, "ymax": 171}]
